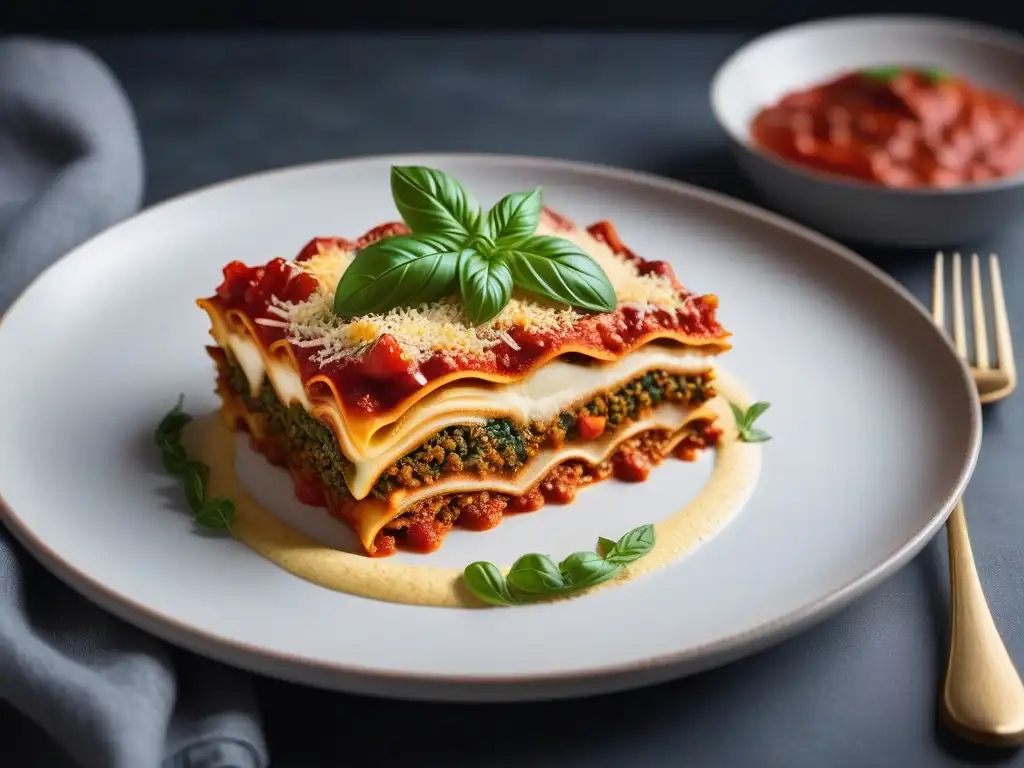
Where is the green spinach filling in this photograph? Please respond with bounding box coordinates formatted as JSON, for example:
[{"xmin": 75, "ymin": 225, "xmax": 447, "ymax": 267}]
[
  {"xmin": 223, "ymin": 362, "xmax": 713, "ymax": 500},
  {"xmin": 227, "ymin": 364, "xmax": 352, "ymax": 493}
]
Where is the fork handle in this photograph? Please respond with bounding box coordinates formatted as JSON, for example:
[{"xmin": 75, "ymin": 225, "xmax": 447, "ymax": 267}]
[{"xmin": 943, "ymin": 502, "xmax": 1024, "ymax": 745}]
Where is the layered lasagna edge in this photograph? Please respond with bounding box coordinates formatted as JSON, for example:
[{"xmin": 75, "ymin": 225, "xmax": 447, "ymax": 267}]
[{"xmin": 198, "ymin": 213, "xmax": 729, "ymax": 556}]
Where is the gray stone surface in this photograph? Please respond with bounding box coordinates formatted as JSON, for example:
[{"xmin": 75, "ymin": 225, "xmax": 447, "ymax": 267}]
[{"xmin": 10, "ymin": 32, "xmax": 1024, "ymax": 767}]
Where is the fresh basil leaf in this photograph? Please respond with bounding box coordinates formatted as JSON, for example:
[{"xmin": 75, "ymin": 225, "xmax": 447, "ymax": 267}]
[
  {"xmin": 728, "ymin": 401, "xmax": 748, "ymax": 429},
  {"xmin": 196, "ymin": 498, "xmax": 235, "ymax": 531},
  {"xmin": 155, "ymin": 402, "xmax": 234, "ymax": 536},
  {"xmin": 732, "ymin": 401, "xmax": 771, "ymax": 442},
  {"xmin": 390, "ymin": 165, "xmax": 482, "ymax": 242},
  {"xmin": 559, "ymin": 551, "xmax": 621, "ymax": 589},
  {"xmin": 501, "ymin": 235, "xmax": 617, "ymax": 313},
  {"xmin": 460, "ymin": 522, "xmax": 659, "ymax": 606},
  {"xmin": 741, "ymin": 427, "xmax": 772, "ymax": 443},
  {"xmin": 484, "ymin": 187, "xmax": 542, "ymax": 247},
  {"xmin": 506, "ymin": 553, "xmax": 566, "ymax": 595},
  {"xmin": 597, "ymin": 536, "xmax": 618, "ymax": 557},
  {"xmin": 464, "ymin": 562, "xmax": 519, "ymax": 606},
  {"xmin": 861, "ymin": 66, "xmax": 902, "ymax": 82},
  {"xmin": 605, "ymin": 523, "xmax": 655, "ymax": 565},
  {"xmin": 861, "ymin": 66, "xmax": 949, "ymax": 84},
  {"xmin": 182, "ymin": 461, "xmax": 208, "ymax": 514},
  {"xmin": 920, "ymin": 67, "xmax": 949, "ymax": 84},
  {"xmin": 156, "ymin": 395, "xmax": 190, "ymax": 441},
  {"xmin": 745, "ymin": 401, "xmax": 771, "ymax": 424},
  {"xmin": 333, "ymin": 235, "xmax": 459, "ymax": 316},
  {"xmin": 159, "ymin": 439, "xmax": 189, "ymax": 476},
  {"xmin": 458, "ymin": 248, "xmax": 513, "ymax": 325}
]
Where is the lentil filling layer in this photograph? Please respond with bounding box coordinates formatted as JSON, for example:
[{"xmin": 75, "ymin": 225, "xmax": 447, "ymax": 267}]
[
  {"xmin": 371, "ymin": 420, "xmax": 721, "ymax": 556},
  {"xmin": 221, "ymin": 359, "xmax": 715, "ymax": 500}
]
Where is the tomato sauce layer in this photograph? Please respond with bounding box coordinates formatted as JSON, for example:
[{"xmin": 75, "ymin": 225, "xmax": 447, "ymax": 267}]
[
  {"xmin": 245, "ymin": 418, "xmax": 721, "ymax": 557},
  {"xmin": 751, "ymin": 69, "xmax": 1024, "ymax": 188}
]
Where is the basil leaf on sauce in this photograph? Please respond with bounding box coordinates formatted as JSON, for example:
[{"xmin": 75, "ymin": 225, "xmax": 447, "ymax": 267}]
[
  {"xmin": 501, "ymin": 235, "xmax": 618, "ymax": 314},
  {"xmin": 603, "ymin": 523, "xmax": 656, "ymax": 565},
  {"xmin": 333, "ymin": 235, "xmax": 459, "ymax": 317},
  {"xmin": 597, "ymin": 536, "xmax": 619, "ymax": 557},
  {"xmin": 457, "ymin": 248, "xmax": 514, "ymax": 325},
  {"xmin": 559, "ymin": 551, "xmax": 622, "ymax": 589},
  {"xmin": 742, "ymin": 427, "xmax": 772, "ymax": 444},
  {"xmin": 182, "ymin": 461, "xmax": 209, "ymax": 514},
  {"xmin": 860, "ymin": 66, "xmax": 950, "ymax": 84},
  {"xmin": 860, "ymin": 66, "xmax": 903, "ymax": 82},
  {"xmin": 461, "ymin": 523, "xmax": 657, "ymax": 607},
  {"xmin": 390, "ymin": 165, "xmax": 482, "ymax": 244},
  {"xmin": 730, "ymin": 400, "xmax": 773, "ymax": 443},
  {"xmin": 196, "ymin": 498, "xmax": 236, "ymax": 531},
  {"xmin": 484, "ymin": 187, "xmax": 543, "ymax": 247},
  {"xmin": 920, "ymin": 67, "xmax": 950, "ymax": 84},
  {"xmin": 744, "ymin": 401, "xmax": 771, "ymax": 424},
  {"xmin": 155, "ymin": 395, "xmax": 192, "ymax": 447},
  {"xmin": 158, "ymin": 437, "xmax": 189, "ymax": 475},
  {"xmin": 155, "ymin": 396, "xmax": 235, "ymax": 534},
  {"xmin": 332, "ymin": 166, "xmax": 618, "ymax": 322},
  {"xmin": 464, "ymin": 561, "xmax": 519, "ymax": 606},
  {"xmin": 506, "ymin": 553, "xmax": 567, "ymax": 594}
]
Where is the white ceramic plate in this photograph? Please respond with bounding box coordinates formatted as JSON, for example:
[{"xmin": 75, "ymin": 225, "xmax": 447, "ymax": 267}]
[{"xmin": 0, "ymin": 154, "xmax": 980, "ymax": 701}]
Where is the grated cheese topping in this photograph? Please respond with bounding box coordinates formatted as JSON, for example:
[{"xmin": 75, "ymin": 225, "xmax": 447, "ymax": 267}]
[{"xmin": 274, "ymin": 217, "xmax": 687, "ymax": 365}]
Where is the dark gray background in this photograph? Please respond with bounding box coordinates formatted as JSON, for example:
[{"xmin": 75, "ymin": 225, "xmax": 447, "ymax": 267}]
[
  {"xmin": 3, "ymin": 1, "xmax": 1024, "ymax": 33},
  {"xmin": 6, "ymin": 32, "xmax": 1024, "ymax": 767}
]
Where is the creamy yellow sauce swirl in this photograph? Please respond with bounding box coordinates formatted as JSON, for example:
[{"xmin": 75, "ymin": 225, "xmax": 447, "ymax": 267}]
[{"xmin": 182, "ymin": 370, "xmax": 762, "ymax": 608}]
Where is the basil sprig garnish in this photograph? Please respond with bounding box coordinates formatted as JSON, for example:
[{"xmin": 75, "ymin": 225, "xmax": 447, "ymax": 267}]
[
  {"xmin": 860, "ymin": 66, "xmax": 949, "ymax": 84},
  {"xmin": 333, "ymin": 166, "xmax": 617, "ymax": 324},
  {"xmin": 155, "ymin": 396, "xmax": 236, "ymax": 532},
  {"xmin": 729, "ymin": 400, "xmax": 772, "ymax": 444},
  {"xmin": 919, "ymin": 67, "xmax": 950, "ymax": 84},
  {"xmin": 463, "ymin": 523, "xmax": 655, "ymax": 606}
]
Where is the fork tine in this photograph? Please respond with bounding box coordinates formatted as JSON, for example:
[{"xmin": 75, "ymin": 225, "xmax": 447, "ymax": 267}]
[
  {"xmin": 971, "ymin": 253, "xmax": 990, "ymax": 370},
  {"xmin": 951, "ymin": 252, "xmax": 968, "ymax": 359},
  {"xmin": 933, "ymin": 251, "xmax": 945, "ymax": 327},
  {"xmin": 989, "ymin": 253, "xmax": 1016, "ymax": 378}
]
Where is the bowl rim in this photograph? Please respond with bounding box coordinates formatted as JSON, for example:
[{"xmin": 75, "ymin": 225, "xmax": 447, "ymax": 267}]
[{"xmin": 709, "ymin": 13, "xmax": 1024, "ymax": 197}]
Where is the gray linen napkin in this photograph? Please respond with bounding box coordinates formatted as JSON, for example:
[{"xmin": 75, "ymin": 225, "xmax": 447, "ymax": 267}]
[{"xmin": 0, "ymin": 37, "xmax": 268, "ymax": 768}]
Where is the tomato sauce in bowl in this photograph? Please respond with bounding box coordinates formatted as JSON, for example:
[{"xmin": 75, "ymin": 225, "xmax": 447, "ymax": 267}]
[{"xmin": 750, "ymin": 68, "xmax": 1024, "ymax": 189}]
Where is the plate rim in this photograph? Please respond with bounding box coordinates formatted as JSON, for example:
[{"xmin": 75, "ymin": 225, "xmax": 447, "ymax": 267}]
[{"xmin": 0, "ymin": 151, "xmax": 983, "ymax": 691}]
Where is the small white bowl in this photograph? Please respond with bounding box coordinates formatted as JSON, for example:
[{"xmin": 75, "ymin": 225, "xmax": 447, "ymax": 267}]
[{"xmin": 710, "ymin": 15, "xmax": 1024, "ymax": 247}]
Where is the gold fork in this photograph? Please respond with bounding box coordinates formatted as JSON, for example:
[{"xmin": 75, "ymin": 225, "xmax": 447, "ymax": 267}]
[
  {"xmin": 933, "ymin": 251, "xmax": 1024, "ymax": 746},
  {"xmin": 934, "ymin": 252, "xmax": 1018, "ymax": 402}
]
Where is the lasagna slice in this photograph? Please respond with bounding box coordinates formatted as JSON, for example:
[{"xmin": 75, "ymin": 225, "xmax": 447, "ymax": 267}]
[{"xmin": 197, "ymin": 209, "xmax": 730, "ymax": 557}]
